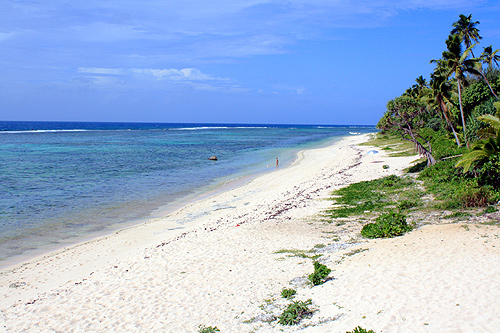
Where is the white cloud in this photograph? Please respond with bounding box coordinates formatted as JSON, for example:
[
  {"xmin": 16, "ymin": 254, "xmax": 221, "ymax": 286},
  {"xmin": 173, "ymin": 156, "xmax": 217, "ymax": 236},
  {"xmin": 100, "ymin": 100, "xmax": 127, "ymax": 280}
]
[
  {"xmin": 74, "ymin": 66, "xmax": 239, "ymax": 92},
  {"xmin": 0, "ymin": 31, "xmax": 16, "ymax": 41},
  {"xmin": 132, "ymin": 68, "xmax": 228, "ymax": 82},
  {"xmin": 78, "ymin": 67, "xmax": 125, "ymax": 75}
]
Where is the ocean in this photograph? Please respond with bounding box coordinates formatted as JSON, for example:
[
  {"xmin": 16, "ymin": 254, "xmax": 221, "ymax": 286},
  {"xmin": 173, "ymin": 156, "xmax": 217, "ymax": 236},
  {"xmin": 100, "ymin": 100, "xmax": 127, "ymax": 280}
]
[{"xmin": 0, "ymin": 121, "xmax": 375, "ymax": 265}]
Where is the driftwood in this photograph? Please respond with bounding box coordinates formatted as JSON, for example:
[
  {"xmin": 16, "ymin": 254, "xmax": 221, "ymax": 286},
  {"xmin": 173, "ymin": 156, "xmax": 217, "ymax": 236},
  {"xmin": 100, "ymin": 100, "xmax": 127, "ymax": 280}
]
[{"xmin": 440, "ymin": 154, "xmax": 463, "ymax": 160}]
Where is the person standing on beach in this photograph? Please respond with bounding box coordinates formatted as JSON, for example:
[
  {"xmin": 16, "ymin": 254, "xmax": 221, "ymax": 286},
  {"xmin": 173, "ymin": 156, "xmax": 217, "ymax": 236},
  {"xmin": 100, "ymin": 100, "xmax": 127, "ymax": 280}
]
[{"xmin": 276, "ymin": 157, "xmax": 279, "ymax": 168}]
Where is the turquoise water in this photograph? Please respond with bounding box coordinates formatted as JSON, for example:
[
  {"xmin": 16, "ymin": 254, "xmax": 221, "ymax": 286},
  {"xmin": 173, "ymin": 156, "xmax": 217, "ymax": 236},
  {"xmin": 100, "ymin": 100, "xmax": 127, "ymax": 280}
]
[{"xmin": 0, "ymin": 122, "xmax": 375, "ymax": 263}]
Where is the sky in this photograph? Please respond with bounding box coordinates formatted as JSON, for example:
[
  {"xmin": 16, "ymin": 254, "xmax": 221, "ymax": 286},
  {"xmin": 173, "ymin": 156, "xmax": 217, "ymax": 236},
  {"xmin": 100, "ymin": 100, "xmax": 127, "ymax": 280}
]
[{"xmin": 1, "ymin": 1, "xmax": 500, "ymax": 125}]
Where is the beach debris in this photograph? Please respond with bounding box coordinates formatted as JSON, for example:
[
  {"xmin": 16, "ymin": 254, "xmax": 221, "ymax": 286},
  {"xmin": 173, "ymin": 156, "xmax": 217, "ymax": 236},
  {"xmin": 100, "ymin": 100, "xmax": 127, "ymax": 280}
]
[
  {"xmin": 208, "ymin": 155, "xmax": 218, "ymax": 161},
  {"xmin": 9, "ymin": 281, "xmax": 27, "ymax": 289}
]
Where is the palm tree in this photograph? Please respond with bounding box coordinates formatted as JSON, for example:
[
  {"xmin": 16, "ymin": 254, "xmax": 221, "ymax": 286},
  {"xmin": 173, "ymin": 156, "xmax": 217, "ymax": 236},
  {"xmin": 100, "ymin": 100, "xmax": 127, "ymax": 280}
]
[
  {"xmin": 451, "ymin": 15, "xmax": 499, "ymax": 100},
  {"xmin": 432, "ymin": 34, "xmax": 480, "ymax": 148},
  {"xmin": 423, "ymin": 71, "xmax": 461, "ymax": 146},
  {"xmin": 451, "ymin": 14, "xmax": 482, "ymax": 58},
  {"xmin": 481, "ymin": 45, "xmax": 500, "ymax": 69},
  {"xmin": 405, "ymin": 75, "xmax": 429, "ymax": 98}
]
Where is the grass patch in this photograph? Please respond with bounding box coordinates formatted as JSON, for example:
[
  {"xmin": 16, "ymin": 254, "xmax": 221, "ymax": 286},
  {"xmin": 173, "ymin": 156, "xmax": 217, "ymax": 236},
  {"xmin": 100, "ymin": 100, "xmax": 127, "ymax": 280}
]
[
  {"xmin": 326, "ymin": 175, "xmax": 422, "ymax": 219},
  {"xmin": 360, "ymin": 133, "xmax": 414, "ymax": 155},
  {"xmin": 330, "ymin": 132, "xmax": 499, "ymax": 223},
  {"xmin": 442, "ymin": 211, "xmax": 473, "ymax": 219},
  {"xmin": 278, "ymin": 300, "xmax": 314, "ymax": 325},
  {"xmin": 274, "ymin": 248, "xmax": 322, "ymax": 260}
]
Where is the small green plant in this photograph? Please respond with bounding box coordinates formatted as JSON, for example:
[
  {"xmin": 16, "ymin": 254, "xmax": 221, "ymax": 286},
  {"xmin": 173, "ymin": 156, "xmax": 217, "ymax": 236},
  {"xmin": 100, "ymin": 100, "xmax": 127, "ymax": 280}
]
[
  {"xmin": 281, "ymin": 288, "xmax": 297, "ymax": 299},
  {"xmin": 198, "ymin": 324, "xmax": 220, "ymax": 333},
  {"xmin": 382, "ymin": 164, "xmax": 389, "ymax": 169},
  {"xmin": 346, "ymin": 326, "xmax": 375, "ymax": 333},
  {"xmin": 397, "ymin": 199, "xmax": 418, "ymax": 210},
  {"xmin": 361, "ymin": 211, "xmax": 412, "ymax": 239},
  {"xmin": 308, "ymin": 261, "xmax": 331, "ymax": 286},
  {"xmin": 278, "ymin": 299, "xmax": 313, "ymax": 325},
  {"xmin": 485, "ymin": 206, "xmax": 498, "ymax": 214},
  {"xmin": 274, "ymin": 248, "xmax": 321, "ymax": 260}
]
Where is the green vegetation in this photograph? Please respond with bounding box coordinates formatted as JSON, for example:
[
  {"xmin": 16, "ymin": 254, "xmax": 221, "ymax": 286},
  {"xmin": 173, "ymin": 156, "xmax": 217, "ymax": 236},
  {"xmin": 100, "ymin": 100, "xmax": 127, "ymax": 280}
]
[
  {"xmin": 360, "ymin": 133, "xmax": 414, "ymax": 155},
  {"xmin": 274, "ymin": 248, "xmax": 322, "ymax": 260},
  {"xmin": 308, "ymin": 261, "xmax": 331, "ymax": 286},
  {"xmin": 326, "ymin": 174, "xmax": 422, "ymax": 219},
  {"xmin": 327, "ymin": 14, "xmax": 500, "ymax": 236},
  {"xmin": 361, "ymin": 211, "xmax": 413, "ymax": 239},
  {"xmin": 346, "ymin": 327, "xmax": 375, "ymax": 333},
  {"xmin": 365, "ymin": 14, "xmax": 500, "ymax": 217},
  {"xmin": 198, "ymin": 325, "xmax": 220, "ymax": 333},
  {"xmin": 277, "ymin": 299, "xmax": 313, "ymax": 325},
  {"xmin": 281, "ymin": 288, "xmax": 297, "ymax": 299}
]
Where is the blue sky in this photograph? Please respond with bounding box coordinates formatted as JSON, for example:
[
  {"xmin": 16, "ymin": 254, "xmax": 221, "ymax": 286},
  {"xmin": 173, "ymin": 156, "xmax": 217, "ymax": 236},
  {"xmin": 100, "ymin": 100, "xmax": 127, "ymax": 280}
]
[{"xmin": 1, "ymin": 1, "xmax": 500, "ymax": 125}]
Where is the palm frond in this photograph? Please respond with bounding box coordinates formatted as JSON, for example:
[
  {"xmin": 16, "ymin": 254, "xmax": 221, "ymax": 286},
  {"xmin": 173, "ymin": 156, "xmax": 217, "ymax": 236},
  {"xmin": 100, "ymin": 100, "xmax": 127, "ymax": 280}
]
[
  {"xmin": 455, "ymin": 149, "xmax": 488, "ymax": 172},
  {"xmin": 477, "ymin": 114, "xmax": 500, "ymax": 132}
]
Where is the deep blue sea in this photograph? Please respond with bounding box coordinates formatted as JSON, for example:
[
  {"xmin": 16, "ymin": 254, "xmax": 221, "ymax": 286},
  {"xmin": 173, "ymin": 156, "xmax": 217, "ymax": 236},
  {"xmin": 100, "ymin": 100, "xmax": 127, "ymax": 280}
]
[{"xmin": 0, "ymin": 121, "xmax": 375, "ymax": 265}]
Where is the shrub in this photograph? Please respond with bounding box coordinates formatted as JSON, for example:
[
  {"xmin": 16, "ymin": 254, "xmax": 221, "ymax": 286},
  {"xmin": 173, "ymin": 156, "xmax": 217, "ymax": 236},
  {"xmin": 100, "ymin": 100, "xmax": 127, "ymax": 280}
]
[
  {"xmin": 477, "ymin": 153, "xmax": 500, "ymax": 189},
  {"xmin": 308, "ymin": 261, "xmax": 331, "ymax": 286},
  {"xmin": 361, "ymin": 211, "xmax": 412, "ymax": 239},
  {"xmin": 346, "ymin": 327, "xmax": 375, "ymax": 333},
  {"xmin": 198, "ymin": 325, "xmax": 220, "ymax": 333},
  {"xmin": 460, "ymin": 186, "xmax": 493, "ymax": 207},
  {"xmin": 485, "ymin": 206, "xmax": 498, "ymax": 214},
  {"xmin": 278, "ymin": 299, "xmax": 313, "ymax": 325},
  {"xmin": 408, "ymin": 160, "xmax": 427, "ymax": 173},
  {"xmin": 281, "ymin": 288, "xmax": 297, "ymax": 299}
]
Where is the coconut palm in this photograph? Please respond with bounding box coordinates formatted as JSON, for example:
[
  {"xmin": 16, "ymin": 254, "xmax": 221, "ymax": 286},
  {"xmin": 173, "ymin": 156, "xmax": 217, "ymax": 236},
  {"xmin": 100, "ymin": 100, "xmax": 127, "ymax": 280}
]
[
  {"xmin": 423, "ymin": 71, "xmax": 461, "ymax": 146},
  {"xmin": 451, "ymin": 14, "xmax": 482, "ymax": 58},
  {"xmin": 405, "ymin": 75, "xmax": 429, "ymax": 98},
  {"xmin": 432, "ymin": 34, "xmax": 480, "ymax": 148},
  {"xmin": 451, "ymin": 15, "xmax": 499, "ymax": 100},
  {"xmin": 481, "ymin": 45, "xmax": 500, "ymax": 69}
]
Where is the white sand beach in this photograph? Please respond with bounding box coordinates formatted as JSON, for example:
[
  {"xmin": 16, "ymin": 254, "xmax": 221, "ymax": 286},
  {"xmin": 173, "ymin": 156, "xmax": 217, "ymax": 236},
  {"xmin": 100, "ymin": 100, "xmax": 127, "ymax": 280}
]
[{"xmin": 1, "ymin": 134, "xmax": 499, "ymax": 332}]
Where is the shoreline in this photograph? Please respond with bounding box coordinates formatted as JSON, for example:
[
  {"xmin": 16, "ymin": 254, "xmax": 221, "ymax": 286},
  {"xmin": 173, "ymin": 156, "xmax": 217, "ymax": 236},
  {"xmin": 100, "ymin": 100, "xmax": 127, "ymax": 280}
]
[
  {"xmin": 0, "ymin": 131, "xmax": 343, "ymax": 270},
  {"xmin": 0, "ymin": 134, "xmax": 373, "ymax": 296},
  {"xmin": 2, "ymin": 133, "xmax": 498, "ymax": 331}
]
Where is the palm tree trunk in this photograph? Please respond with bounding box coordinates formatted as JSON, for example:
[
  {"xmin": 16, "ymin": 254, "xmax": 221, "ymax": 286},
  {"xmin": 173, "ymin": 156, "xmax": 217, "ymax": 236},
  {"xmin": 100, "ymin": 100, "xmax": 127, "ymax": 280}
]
[
  {"xmin": 406, "ymin": 125, "xmax": 437, "ymax": 166},
  {"xmin": 458, "ymin": 78, "xmax": 470, "ymax": 148},
  {"xmin": 478, "ymin": 71, "xmax": 499, "ymax": 100},
  {"xmin": 440, "ymin": 99, "xmax": 461, "ymax": 146}
]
